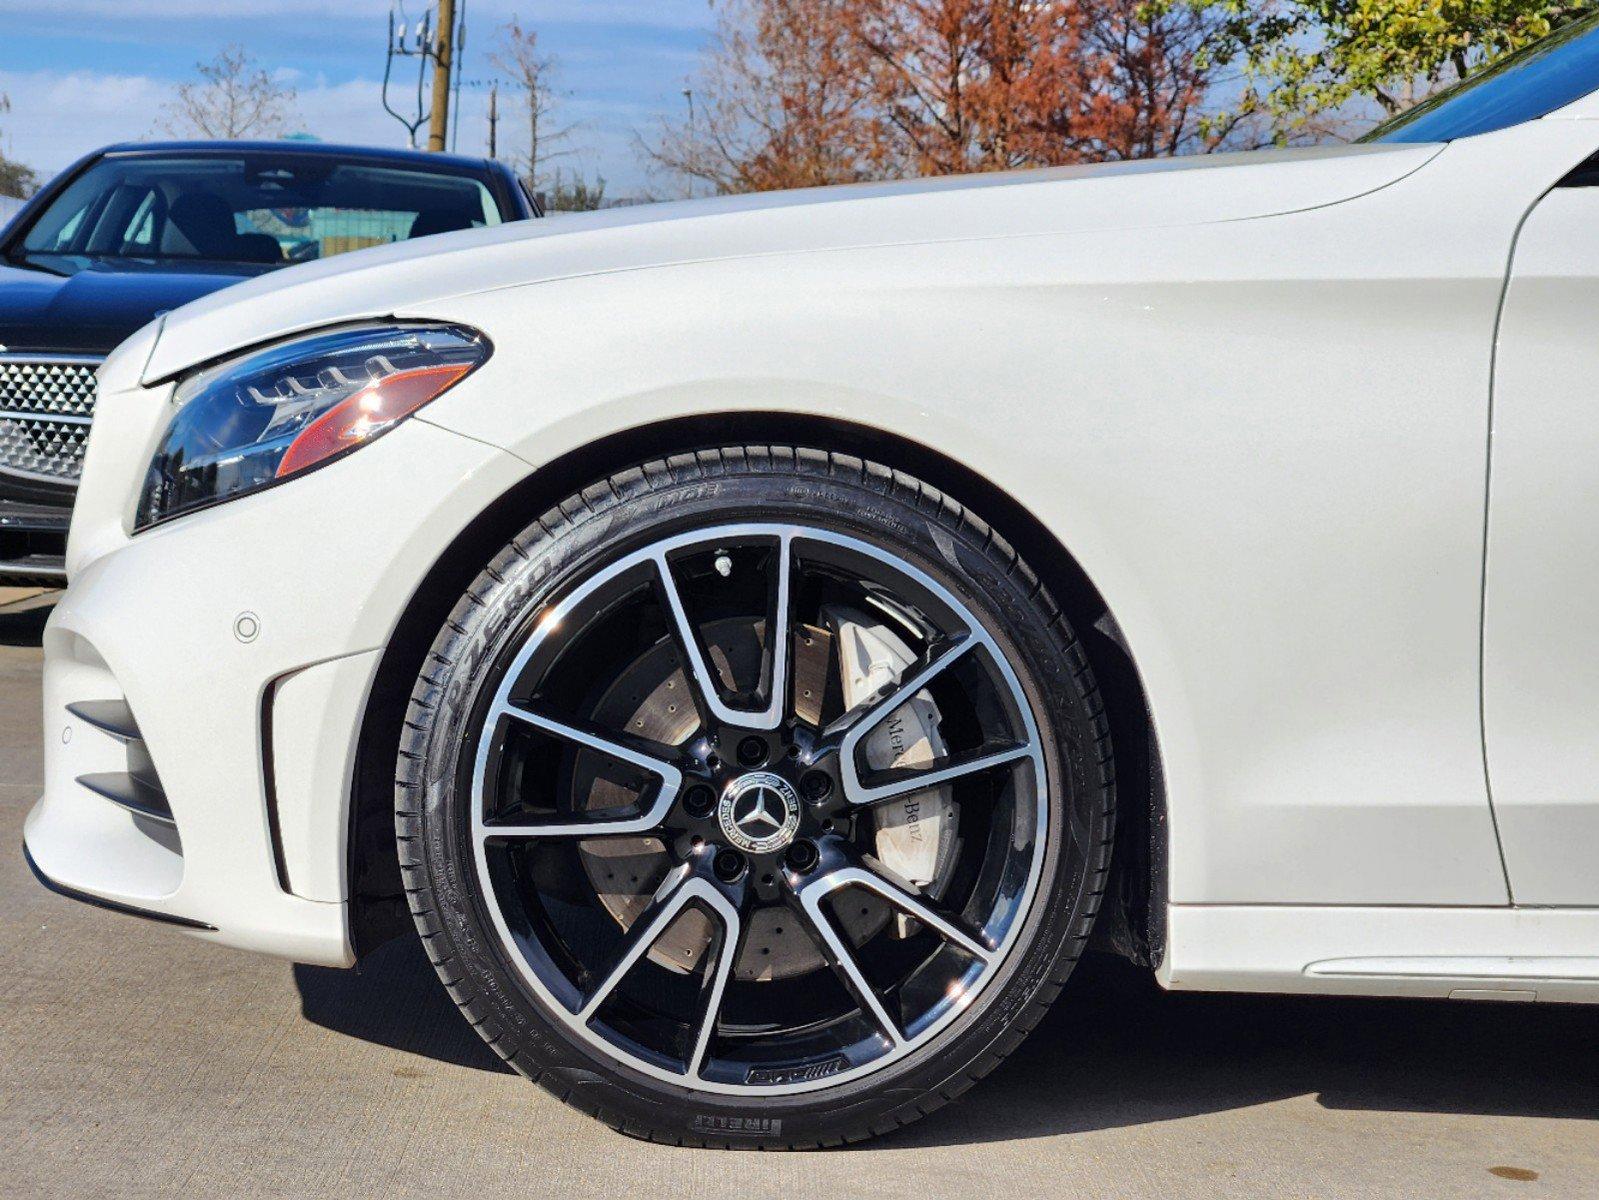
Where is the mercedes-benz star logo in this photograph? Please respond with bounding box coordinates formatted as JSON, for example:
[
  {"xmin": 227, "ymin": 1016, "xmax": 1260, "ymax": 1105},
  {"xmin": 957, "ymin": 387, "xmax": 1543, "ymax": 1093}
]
[
  {"xmin": 717, "ymin": 772, "xmax": 802, "ymax": 854},
  {"xmin": 736, "ymin": 788, "xmax": 785, "ymax": 836}
]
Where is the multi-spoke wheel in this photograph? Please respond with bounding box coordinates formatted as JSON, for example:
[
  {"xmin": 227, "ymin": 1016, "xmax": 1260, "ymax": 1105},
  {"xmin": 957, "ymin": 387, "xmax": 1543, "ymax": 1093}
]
[{"xmin": 398, "ymin": 448, "xmax": 1114, "ymax": 1147}]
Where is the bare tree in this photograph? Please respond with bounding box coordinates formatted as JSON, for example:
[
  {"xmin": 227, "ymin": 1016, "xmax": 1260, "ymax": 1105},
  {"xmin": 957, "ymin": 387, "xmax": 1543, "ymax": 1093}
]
[
  {"xmin": 0, "ymin": 93, "xmax": 41, "ymax": 199},
  {"xmin": 644, "ymin": 0, "xmax": 879, "ymax": 195},
  {"xmin": 492, "ymin": 19, "xmax": 576, "ymax": 192},
  {"xmin": 159, "ymin": 45, "xmax": 298, "ymax": 139}
]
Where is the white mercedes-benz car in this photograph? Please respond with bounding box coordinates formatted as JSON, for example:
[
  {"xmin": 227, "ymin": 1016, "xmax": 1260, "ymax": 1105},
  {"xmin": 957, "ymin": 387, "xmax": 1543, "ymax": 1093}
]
[{"xmin": 25, "ymin": 18, "xmax": 1599, "ymax": 1147}]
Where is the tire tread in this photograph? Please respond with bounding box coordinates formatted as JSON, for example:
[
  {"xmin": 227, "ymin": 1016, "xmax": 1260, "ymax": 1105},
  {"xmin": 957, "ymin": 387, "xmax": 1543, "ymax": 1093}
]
[{"xmin": 394, "ymin": 445, "xmax": 1115, "ymax": 1149}]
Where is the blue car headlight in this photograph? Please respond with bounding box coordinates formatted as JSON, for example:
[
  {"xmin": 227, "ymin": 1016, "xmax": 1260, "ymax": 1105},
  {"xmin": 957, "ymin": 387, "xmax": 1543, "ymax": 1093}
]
[{"xmin": 135, "ymin": 322, "xmax": 490, "ymax": 530}]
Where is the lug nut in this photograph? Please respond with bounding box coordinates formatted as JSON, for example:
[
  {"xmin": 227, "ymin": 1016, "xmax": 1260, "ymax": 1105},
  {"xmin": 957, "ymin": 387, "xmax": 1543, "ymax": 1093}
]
[
  {"xmin": 736, "ymin": 736, "xmax": 767, "ymax": 767},
  {"xmin": 683, "ymin": 784, "xmax": 716, "ymax": 818},
  {"xmin": 713, "ymin": 848, "xmax": 746, "ymax": 883},
  {"xmin": 800, "ymin": 771, "xmax": 833, "ymax": 803},
  {"xmin": 785, "ymin": 840, "xmax": 820, "ymax": 874}
]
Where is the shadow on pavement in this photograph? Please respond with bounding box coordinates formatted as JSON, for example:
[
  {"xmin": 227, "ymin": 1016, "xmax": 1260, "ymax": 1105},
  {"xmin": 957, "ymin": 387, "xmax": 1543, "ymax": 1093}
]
[
  {"xmin": 0, "ymin": 592, "xmax": 56, "ymax": 647},
  {"xmin": 295, "ymin": 940, "xmax": 1599, "ymax": 1144},
  {"xmin": 879, "ymin": 954, "xmax": 1599, "ymax": 1147},
  {"xmin": 294, "ymin": 934, "xmax": 513, "ymax": 1075}
]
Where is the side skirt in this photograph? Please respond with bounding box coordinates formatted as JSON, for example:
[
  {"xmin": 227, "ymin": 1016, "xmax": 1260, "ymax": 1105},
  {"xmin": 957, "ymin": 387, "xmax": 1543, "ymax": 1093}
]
[{"xmin": 1161, "ymin": 904, "xmax": 1599, "ymax": 1004}]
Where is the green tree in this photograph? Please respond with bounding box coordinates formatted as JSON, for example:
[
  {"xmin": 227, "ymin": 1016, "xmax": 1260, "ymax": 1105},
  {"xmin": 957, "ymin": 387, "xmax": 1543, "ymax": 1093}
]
[
  {"xmin": 1173, "ymin": 1, "xmax": 1595, "ymax": 140},
  {"xmin": 0, "ymin": 93, "xmax": 40, "ymax": 200},
  {"xmin": 546, "ymin": 168, "xmax": 607, "ymax": 211}
]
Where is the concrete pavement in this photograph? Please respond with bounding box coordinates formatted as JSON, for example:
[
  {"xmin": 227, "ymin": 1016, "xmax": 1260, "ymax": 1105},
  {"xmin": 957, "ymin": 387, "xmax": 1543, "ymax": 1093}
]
[{"xmin": 2, "ymin": 590, "xmax": 1596, "ymax": 1198}]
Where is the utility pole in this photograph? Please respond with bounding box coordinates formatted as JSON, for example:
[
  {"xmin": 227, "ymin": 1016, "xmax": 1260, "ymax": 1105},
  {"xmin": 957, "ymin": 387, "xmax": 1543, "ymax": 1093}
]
[
  {"xmin": 487, "ymin": 82, "xmax": 498, "ymax": 159},
  {"xmin": 427, "ymin": 0, "xmax": 456, "ymax": 151}
]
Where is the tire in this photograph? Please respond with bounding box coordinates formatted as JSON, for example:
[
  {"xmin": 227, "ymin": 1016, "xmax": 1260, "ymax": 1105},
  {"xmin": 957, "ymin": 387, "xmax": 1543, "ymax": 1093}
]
[{"xmin": 396, "ymin": 446, "xmax": 1115, "ymax": 1148}]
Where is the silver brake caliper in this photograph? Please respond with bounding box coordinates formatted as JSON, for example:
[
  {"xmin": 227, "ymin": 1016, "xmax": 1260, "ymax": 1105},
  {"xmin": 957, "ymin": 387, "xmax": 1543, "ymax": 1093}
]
[{"xmin": 824, "ymin": 605, "xmax": 958, "ymax": 918}]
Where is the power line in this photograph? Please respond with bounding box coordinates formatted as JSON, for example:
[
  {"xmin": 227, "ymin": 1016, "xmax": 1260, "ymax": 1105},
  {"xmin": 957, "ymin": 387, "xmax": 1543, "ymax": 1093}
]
[
  {"xmin": 381, "ymin": 3, "xmax": 434, "ymax": 149},
  {"xmin": 382, "ymin": 1, "xmax": 462, "ymax": 153}
]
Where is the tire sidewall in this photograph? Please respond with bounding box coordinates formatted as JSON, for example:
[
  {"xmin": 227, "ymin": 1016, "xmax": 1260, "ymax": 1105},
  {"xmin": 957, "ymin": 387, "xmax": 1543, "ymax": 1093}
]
[{"xmin": 404, "ymin": 455, "xmax": 1111, "ymax": 1146}]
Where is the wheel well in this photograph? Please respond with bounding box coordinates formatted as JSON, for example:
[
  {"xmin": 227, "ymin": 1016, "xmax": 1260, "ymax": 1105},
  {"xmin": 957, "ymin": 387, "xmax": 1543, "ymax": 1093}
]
[{"xmin": 347, "ymin": 412, "xmax": 1166, "ymax": 967}]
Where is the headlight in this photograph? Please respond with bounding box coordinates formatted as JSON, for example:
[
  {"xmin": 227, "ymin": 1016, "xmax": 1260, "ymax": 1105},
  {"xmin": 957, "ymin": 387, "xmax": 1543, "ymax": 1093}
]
[{"xmin": 135, "ymin": 323, "xmax": 490, "ymax": 530}]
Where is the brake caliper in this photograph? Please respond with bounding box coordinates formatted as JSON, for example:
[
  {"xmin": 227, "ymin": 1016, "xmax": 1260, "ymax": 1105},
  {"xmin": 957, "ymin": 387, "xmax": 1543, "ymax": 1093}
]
[{"xmin": 825, "ymin": 605, "xmax": 958, "ymax": 914}]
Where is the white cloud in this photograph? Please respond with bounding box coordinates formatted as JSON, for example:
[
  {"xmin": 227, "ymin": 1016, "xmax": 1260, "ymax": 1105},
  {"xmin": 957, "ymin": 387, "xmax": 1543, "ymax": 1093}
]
[
  {"xmin": 0, "ymin": 2, "xmax": 714, "ymax": 195},
  {"xmin": 0, "ymin": 69, "xmax": 171, "ymax": 172},
  {"xmin": 0, "ymin": 67, "xmax": 663, "ymax": 194},
  {"xmin": 3, "ymin": 0, "xmax": 716, "ymax": 29}
]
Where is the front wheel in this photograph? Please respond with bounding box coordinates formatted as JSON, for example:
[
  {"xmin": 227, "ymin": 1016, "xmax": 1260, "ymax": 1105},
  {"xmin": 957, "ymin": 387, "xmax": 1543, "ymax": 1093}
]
[{"xmin": 397, "ymin": 447, "xmax": 1114, "ymax": 1147}]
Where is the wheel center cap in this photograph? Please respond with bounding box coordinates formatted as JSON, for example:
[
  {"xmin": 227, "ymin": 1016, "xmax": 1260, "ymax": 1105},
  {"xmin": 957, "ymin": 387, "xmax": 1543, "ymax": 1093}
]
[{"xmin": 718, "ymin": 771, "xmax": 802, "ymax": 854}]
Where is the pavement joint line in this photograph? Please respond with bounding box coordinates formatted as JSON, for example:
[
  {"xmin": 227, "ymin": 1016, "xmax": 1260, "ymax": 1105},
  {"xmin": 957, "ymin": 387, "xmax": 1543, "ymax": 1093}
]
[
  {"xmin": 0, "ymin": 588, "xmax": 60, "ymax": 617},
  {"xmin": 1, "ymin": 637, "xmax": 1596, "ymax": 1192}
]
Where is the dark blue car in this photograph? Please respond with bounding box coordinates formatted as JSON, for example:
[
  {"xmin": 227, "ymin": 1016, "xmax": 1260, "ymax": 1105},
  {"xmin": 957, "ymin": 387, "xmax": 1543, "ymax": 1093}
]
[{"xmin": 0, "ymin": 140, "xmax": 538, "ymax": 582}]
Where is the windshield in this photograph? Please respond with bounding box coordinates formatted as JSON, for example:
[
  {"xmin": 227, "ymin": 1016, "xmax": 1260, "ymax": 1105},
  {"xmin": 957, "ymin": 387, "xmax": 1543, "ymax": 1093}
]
[
  {"xmin": 11, "ymin": 151, "xmax": 504, "ymax": 275},
  {"xmin": 1363, "ymin": 12, "xmax": 1599, "ymax": 143}
]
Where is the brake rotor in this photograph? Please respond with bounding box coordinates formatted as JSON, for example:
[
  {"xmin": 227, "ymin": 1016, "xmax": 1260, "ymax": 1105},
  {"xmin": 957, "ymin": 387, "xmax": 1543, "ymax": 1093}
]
[{"xmin": 574, "ymin": 618, "xmax": 890, "ymax": 980}]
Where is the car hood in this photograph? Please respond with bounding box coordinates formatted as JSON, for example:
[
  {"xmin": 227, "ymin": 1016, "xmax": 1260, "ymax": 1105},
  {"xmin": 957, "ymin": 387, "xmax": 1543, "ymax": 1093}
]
[
  {"xmin": 143, "ymin": 141, "xmax": 1441, "ymax": 383},
  {"xmin": 0, "ymin": 261, "xmax": 255, "ymax": 355}
]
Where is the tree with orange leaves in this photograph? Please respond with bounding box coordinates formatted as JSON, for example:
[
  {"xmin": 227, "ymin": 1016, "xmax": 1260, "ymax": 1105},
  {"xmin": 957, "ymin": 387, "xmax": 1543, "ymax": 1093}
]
[{"xmin": 647, "ymin": 0, "xmax": 1244, "ymax": 193}]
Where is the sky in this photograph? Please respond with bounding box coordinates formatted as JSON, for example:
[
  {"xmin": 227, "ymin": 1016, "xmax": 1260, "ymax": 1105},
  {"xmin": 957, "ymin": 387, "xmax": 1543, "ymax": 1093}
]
[{"xmin": 0, "ymin": 0, "xmax": 718, "ymax": 197}]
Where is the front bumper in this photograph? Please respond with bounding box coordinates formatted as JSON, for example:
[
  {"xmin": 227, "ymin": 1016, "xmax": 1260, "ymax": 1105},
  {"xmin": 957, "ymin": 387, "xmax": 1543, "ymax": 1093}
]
[{"xmin": 24, "ymin": 415, "xmax": 530, "ymax": 965}]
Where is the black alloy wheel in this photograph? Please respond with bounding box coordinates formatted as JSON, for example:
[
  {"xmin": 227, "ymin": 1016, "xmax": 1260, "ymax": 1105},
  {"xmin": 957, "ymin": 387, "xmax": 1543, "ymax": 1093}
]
[{"xmin": 397, "ymin": 447, "xmax": 1115, "ymax": 1147}]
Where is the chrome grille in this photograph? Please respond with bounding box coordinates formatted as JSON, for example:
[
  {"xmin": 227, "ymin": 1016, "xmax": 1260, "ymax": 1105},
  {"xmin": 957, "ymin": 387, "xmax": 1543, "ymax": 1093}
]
[{"xmin": 0, "ymin": 355, "xmax": 101, "ymax": 482}]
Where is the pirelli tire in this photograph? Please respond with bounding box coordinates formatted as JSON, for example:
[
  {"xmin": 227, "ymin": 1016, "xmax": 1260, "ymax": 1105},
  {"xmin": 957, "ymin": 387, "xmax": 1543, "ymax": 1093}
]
[{"xmin": 396, "ymin": 446, "xmax": 1116, "ymax": 1148}]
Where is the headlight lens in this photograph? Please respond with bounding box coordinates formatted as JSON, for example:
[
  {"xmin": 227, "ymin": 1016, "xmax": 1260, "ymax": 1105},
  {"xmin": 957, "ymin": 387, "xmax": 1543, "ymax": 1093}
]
[{"xmin": 135, "ymin": 323, "xmax": 489, "ymax": 530}]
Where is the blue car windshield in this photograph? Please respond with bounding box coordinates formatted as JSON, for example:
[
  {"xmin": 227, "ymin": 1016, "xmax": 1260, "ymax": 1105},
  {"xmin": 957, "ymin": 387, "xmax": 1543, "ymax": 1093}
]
[
  {"xmin": 1362, "ymin": 12, "xmax": 1599, "ymax": 143},
  {"xmin": 14, "ymin": 152, "xmax": 503, "ymax": 273}
]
